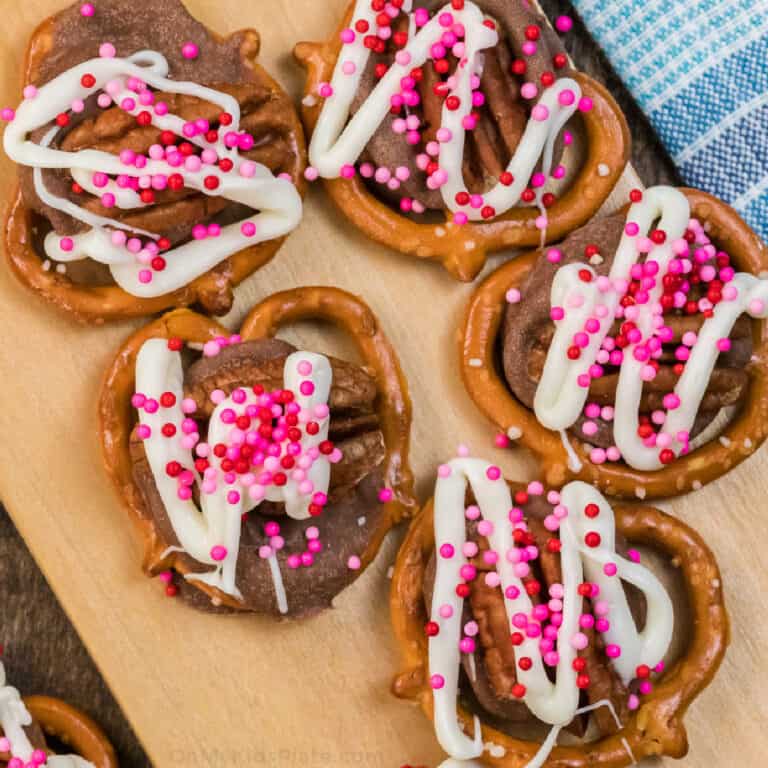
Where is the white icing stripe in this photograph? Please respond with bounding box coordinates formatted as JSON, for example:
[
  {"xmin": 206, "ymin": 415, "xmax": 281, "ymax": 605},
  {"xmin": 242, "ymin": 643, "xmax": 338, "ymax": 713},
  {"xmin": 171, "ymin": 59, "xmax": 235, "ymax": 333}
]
[
  {"xmin": 3, "ymin": 52, "xmax": 302, "ymax": 298},
  {"xmin": 0, "ymin": 662, "xmax": 94, "ymax": 767},
  {"xmin": 429, "ymin": 458, "xmax": 673, "ymax": 759},
  {"xmin": 267, "ymin": 554, "xmax": 289, "ymax": 615},
  {"xmin": 309, "ymin": 1, "xmax": 581, "ymax": 220},
  {"xmin": 135, "ymin": 340, "xmax": 332, "ymax": 601},
  {"xmin": 535, "ymin": 185, "xmax": 768, "ymax": 470}
]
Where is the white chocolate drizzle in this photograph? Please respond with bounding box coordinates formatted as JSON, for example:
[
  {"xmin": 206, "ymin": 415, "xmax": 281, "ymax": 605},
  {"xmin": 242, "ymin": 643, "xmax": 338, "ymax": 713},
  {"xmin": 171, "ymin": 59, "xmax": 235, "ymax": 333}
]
[
  {"xmin": 0, "ymin": 661, "xmax": 94, "ymax": 767},
  {"xmin": 3, "ymin": 52, "xmax": 302, "ymax": 297},
  {"xmin": 535, "ymin": 185, "xmax": 768, "ymax": 470},
  {"xmin": 135, "ymin": 340, "xmax": 332, "ymax": 605},
  {"xmin": 309, "ymin": 1, "xmax": 581, "ymax": 220},
  {"xmin": 429, "ymin": 457, "xmax": 672, "ymax": 762}
]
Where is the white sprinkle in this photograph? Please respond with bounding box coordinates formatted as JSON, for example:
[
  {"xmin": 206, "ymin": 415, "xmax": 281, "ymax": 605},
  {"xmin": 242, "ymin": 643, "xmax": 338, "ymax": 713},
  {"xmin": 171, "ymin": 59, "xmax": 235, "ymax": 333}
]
[
  {"xmin": 468, "ymin": 357, "xmax": 482, "ymax": 368},
  {"xmin": 211, "ymin": 596, "xmax": 222, "ymax": 607},
  {"xmin": 589, "ymin": 253, "xmax": 604, "ymax": 266},
  {"xmin": 357, "ymin": 516, "xmax": 366, "ymax": 526},
  {"xmin": 744, "ymin": 437, "xmax": 753, "ymax": 449},
  {"xmin": 435, "ymin": 226, "xmax": 446, "ymax": 237},
  {"xmin": 635, "ymin": 486, "xmax": 646, "ymax": 499},
  {"xmin": 597, "ymin": 163, "xmax": 610, "ymax": 177},
  {"xmin": 55, "ymin": 263, "xmax": 67, "ymax": 274},
  {"xmin": 507, "ymin": 426, "xmax": 522, "ymax": 440},
  {"xmin": 719, "ymin": 436, "xmax": 732, "ymax": 447},
  {"xmin": 464, "ymin": 240, "xmax": 476, "ymax": 251},
  {"xmin": 712, "ymin": 578, "xmax": 721, "ymax": 589},
  {"xmin": 302, "ymin": 94, "xmax": 317, "ymax": 107},
  {"xmin": 692, "ymin": 480, "xmax": 702, "ymax": 491},
  {"xmin": 386, "ymin": 565, "xmax": 394, "ymax": 580},
  {"xmin": 42, "ymin": 259, "xmax": 51, "ymax": 271}
]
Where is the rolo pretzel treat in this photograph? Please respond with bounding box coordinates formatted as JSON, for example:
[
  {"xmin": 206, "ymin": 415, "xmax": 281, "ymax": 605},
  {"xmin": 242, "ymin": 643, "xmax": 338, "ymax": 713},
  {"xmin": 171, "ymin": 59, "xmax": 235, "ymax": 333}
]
[
  {"xmin": 295, "ymin": 1, "xmax": 629, "ymax": 281},
  {"xmin": 2, "ymin": 0, "xmax": 305, "ymax": 323},
  {"xmin": 0, "ymin": 659, "xmax": 117, "ymax": 768},
  {"xmin": 462, "ymin": 185, "xmax": 768, "ymax": 498},
  {"xmin": 391, "ymin": 453, "xmax": 728, "ymax": 768},
  {"xmin": 99, "ymin": 287, "xmax": 416, "ymax": 617}
]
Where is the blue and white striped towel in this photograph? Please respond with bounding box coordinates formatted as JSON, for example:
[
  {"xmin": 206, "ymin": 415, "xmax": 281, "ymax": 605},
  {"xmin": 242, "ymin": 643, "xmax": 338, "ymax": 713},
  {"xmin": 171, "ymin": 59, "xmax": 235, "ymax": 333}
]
[{"xmin": 571, "ymin": 0, "xmax": 768, "ymax": 242}]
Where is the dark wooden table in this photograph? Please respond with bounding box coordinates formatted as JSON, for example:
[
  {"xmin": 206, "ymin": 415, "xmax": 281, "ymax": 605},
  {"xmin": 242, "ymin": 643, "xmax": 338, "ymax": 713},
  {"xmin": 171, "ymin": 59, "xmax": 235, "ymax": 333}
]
[{"xmin": 0, "ymin": 2, "xmax": 680, "ymax": 765}]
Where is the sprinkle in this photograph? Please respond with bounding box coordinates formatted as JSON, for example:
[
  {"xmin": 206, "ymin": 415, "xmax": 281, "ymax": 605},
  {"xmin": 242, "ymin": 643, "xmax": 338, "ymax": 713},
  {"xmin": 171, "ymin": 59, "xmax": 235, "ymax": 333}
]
[
  {"xmin": 182, "ymin": 41, "xmax": 199, "ymax": 59},
  {"xmin": 80, "ymin": 2, "xmax": 95, "ymax": 16},
  {"xmin": 347, "ymin": 555, "xmax": 361, "ymax": 570},
  {"xmin": 99, "ymin": 42, "xmax": 116, "ymax": 58}
]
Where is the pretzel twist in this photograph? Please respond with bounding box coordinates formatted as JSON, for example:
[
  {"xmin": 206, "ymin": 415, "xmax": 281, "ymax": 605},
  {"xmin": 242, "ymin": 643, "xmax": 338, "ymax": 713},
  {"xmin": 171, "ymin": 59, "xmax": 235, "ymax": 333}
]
[
  {"xmin": 294, "ymin": 2, "xmax": 630, "ymax": 282},
  {"xmin": 4, "ymin": 13, "xmax": 306, "ymax": 324},
  {"xmin": 390, "ymin": 485, "xmax": 729, "ymax": 768},
  {"xmin": 99, "ymin": 287, "xmax": 416, "ymax": 609},
  {"xmin": 461, "ymin": 188, "xmax": 768, "ymax": 498},
  {"xmin": 5, "ymin": 697, "xmax": 118, "ymax": 768}
]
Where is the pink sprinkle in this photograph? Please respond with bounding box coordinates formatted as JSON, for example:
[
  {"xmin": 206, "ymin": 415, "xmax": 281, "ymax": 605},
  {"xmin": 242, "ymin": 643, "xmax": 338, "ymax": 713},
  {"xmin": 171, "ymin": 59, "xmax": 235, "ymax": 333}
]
[
  {"xmin": 558, "ymin": 89, "xmax": 575, "ymax": 107},
  {"xmin": 340, "ymin": 28, "xmax": 355, "ymax": 44},
  {"xmin": 578, "ymin": 97, "xmax": 593, "ymax": 112},
  {"xmin": 547, "ymin": 248, "xmax": 562, "ymax": 264},
  {"xmin": 138, "ymin": 269, "xmax": 152, "ymax": 284},
  {"xmin": 241, "ymin": 221, "xmax": 257, "ymax": 237},
  {"xmin": 520, "ymin": 82, "xmax": 538, "ymax": 100},
  {"xmin": 430, "ymin": 674, "xmax": 445, "ymax": 690},
  {"xmin": 486, "ymin": 465, "xmax": 501, "ymax": 481},
  {"xmin": 347, "ymin": 555, "xmax": 361, "ymax": 570},
  {"xmin": 60, "ymin": 237, "xmax": 74, "ymax": 252},
  {"xmin": 210, "ymin": 545, "xmax": 228, "ymax": 561},
  {"xmin": 182, "ymin": 42, "xmax": 199, "ymax": 59},
  {"xmin": 378, "ymin": 487, "xmax": 393, "ymax": 503},
  {"xmin": 80, "ymin": 2, "xmax": 95, "ymax": 16},
  {"xmin": 23, "ymin": 85, "xmax": 37, "ymax": 99},
  {"xmin": 303, "ymin": 165, "xmax": 319, "ymax": 182},
  {"xmin": 99, "ymin": 42, "xmax": 116, "ymax": 58},
  {"xmin": 0, "ymin": 108, "xmax": 15, "ymax": 121},
  {"xmin": 453, "ymin": 212, "xmax": 468, "ymax": 226},
  {"xmin": 555, "ymin": 15, "xmax": 573, "ymax": 33}
]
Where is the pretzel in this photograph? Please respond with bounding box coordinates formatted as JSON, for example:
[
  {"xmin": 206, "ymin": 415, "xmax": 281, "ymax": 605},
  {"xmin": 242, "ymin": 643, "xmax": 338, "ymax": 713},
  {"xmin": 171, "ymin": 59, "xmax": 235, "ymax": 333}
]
[
  {"xmin": 99, "ymin": 287, "xmax": 416, "ymax": 616},
  {"xmin": 3, "ymin": 0, "xmax": 305, "ymax": 324},
  {"xmin": 390, "ymin": 459, "xmax": 729, "ymax": 768},
  {"xmin": 461, "ymin": 186, "xmax": 768, "ymax": 499},
  {"xmin": 19, "ymin": 697, "xmax": 117, "ymax": 768},
  {"xmin": 294, "ymin": 1, "xmax": 629, "ymax": 281},
  {"xmin": 0, "ymin": 660, "xmax": 117, "ymax": 768}
]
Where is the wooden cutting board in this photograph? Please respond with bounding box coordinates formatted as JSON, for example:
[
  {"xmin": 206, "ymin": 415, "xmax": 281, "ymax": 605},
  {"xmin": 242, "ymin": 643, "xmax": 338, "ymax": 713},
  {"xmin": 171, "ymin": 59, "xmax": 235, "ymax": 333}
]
[{"xmin": 0, "ymin": 1, "xmax": 764, "ymax": 766}]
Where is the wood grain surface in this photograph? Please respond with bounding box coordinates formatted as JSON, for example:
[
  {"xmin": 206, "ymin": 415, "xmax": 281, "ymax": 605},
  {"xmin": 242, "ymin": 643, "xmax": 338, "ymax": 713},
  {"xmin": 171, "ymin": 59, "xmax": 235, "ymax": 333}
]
[{"xmin": 0, "ymin": 1, "xmax": 763, "ymax": 767}]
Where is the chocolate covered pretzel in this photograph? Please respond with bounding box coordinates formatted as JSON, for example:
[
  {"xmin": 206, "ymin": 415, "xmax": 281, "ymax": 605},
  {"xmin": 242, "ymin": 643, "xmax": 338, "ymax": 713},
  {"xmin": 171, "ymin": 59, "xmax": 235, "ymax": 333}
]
[
  {"xmin": 295, "ymin": 1, "xmax": 629, "ymax": 281},
  {"xmin": 99, "ymin": 287, "xmax": 416, "ymax": 617},
  {"xmin": 391, "ymin": 455, "xmax": 728, "ymax": 767},
  {"xmin": 0, "ymin": 660, "xmax": 117, "ymax": 768},
  {"xmin": 2, "ymin": 0, "xmax": 305, "ymax": 323},
  {"xmin": 462, "ymin": 186, "xmax": 768, "ymax": 498}
]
